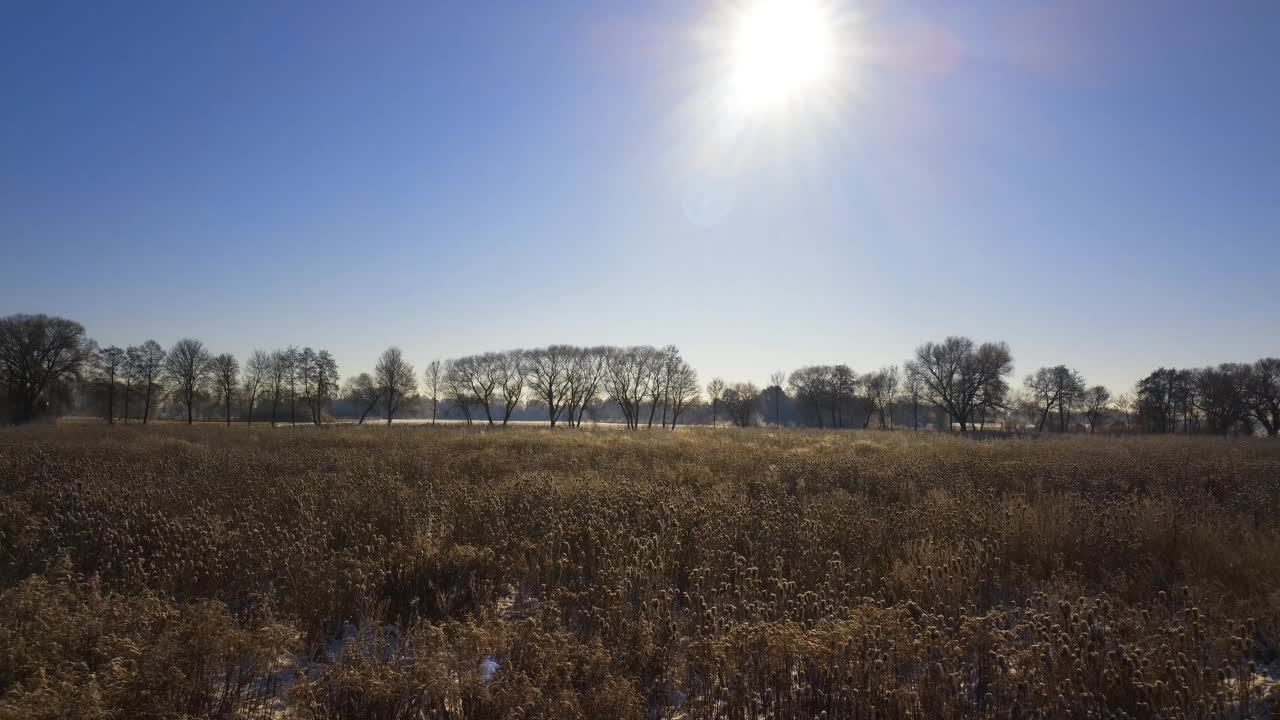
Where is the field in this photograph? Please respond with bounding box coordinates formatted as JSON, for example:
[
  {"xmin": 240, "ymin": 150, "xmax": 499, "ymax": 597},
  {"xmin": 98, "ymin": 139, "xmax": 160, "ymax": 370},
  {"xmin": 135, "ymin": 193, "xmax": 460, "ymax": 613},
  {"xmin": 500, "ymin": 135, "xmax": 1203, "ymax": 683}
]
[{"xmin": 1, "ymin": 426, "xmax": 1278, "ymax": 719}]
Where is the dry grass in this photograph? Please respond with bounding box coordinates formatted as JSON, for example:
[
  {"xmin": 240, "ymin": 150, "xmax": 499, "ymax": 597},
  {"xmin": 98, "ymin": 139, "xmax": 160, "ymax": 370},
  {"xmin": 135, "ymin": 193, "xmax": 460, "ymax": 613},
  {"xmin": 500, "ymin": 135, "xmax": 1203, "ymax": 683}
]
[{"xmin": 1, "ymin": 425, "xmax": 1278, "ymax": 718}]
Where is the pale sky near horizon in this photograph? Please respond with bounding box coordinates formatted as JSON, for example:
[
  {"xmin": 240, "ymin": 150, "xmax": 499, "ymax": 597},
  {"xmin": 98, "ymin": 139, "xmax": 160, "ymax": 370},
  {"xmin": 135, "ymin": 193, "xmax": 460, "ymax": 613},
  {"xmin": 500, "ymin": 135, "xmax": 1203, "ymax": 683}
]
[{"xmin": 2, "ymin": 1, "xmax": 1277, "ymax": 394}]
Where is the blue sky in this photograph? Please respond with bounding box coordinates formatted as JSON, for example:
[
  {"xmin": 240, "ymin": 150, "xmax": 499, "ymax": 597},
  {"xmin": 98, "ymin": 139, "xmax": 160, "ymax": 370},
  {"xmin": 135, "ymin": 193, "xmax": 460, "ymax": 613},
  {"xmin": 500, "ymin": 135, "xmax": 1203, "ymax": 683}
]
[{"xmin": 2, "ymin": 0, "xmax": 1277, "ymax": 393}]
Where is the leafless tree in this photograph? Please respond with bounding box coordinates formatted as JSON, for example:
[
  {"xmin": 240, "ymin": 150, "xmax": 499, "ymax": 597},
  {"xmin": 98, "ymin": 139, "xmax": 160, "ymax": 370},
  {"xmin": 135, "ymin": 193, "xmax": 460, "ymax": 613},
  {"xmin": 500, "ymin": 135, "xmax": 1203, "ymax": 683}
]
[
  {"xmin": 605, "ymin": 346, "xmax": 659, "ymax": 430},
  {"xmin": 121, "ymin": 346, "xmax": 141, "ymax": 423},
  {"xmin": 94, "ymin": 346, "xmax": 126, "ymax": 424},
  {"xmin": 242, "ymin": 350, "xmax": 269, "ymax": 425},
  {"xmin": 1024, "ymin": 366, "xmax": 1083, "ymax": 431},
  {"xmin": 312, "ymin": 350, "xmax": 339, "ymax": 424},
  {"xmin": 210, "ymin": 353, "xmax": 240, "ymax": 426},
  {"xmin": 722, "ymin": 382, "xmax": 760, "ymax": 427},
  {"xmin": 375, "ymin": 346, "xmax": 416, "ymax": 425},
  {"xmin": 423, "ymin": 359, "xmax": 443, "ymax": 424},
  {"xmin": 525, "ymin": 346, "xmax": 572, "ymax": 426},
  {"xmin": 298, "ymin": 348, "xmax": 317, "ymax": 422},
  {"xmin": 1083, "ymin": 385, "xmax": 1111, "ymax": 433},
  {"xmin": 642, "ymin": 345, "xmax": 675, "ymax": 429},
  {"xmin": 283, "ymin": 346, "xmax": 300, "ymax": 426},
  {"xmin": 787, "ymin": 366, "xmax": 830, "ymax": 427},
  {"xmin": 442, "ymin": 359, "xmax": 474, "ymax": 424},
  {"xmin": 1245, "ymin": 358, "xmax": 1279, "ymax": 437},
  {"xmin": 565, "ymin": 346, "xmax": 607, "ymax": 427},
  {"xmin": 903, "ymin": 360, "xmax": 925, "ymax": 430},
  {"xmin": 861, "ymin": 366, "xmax": 899, "ymax": 429},
  {"xmin": 706, "ymin": 377, "xmax": 726, "ymax": 427},
  {"xmin": 767, "ymin": 371, "xmax": 786, "ymax": 427},
  {"xmin": 831, "ymin": 364, "xmax": 857, "ymax": 428},
  {"xmin": 1194, "ymin": 364, "xmax": 1251, "ymax": 435},
  {"xmin": 498, "ymin": 351, "xmax": 526, "ymax": 425},
  {"xmin": 266, "ymin": 350, "xmax": 288, "ymax": 426},
  {"xmin": 913, "ymin": 337, "xmax": 1014, "ymax": 431},
  {"xmin": 165, "ymin": 338, "xmax": 213, "ymax": 425},
  {"xmin": 0, "ymin": 314, "xmax": 93, "ymax": 424},
  {"xmin": 130, "ymin": 340, "xmax": 166, "ymax": 424},
  {"xmin": 666, "ymin": 357, "xmax": 700, "ymax": 429},
  {"xmin": 340, "ymin": 373, "xmax": 381, "ymax": 424}
]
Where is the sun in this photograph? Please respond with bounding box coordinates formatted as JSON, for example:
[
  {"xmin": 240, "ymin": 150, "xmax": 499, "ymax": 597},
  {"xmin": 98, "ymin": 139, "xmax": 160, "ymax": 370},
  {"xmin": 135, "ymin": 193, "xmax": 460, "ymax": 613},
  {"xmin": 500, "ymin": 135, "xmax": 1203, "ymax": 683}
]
[{"xmin": 724, "ymin": 0, "xmax": 841, "ymax": 116}]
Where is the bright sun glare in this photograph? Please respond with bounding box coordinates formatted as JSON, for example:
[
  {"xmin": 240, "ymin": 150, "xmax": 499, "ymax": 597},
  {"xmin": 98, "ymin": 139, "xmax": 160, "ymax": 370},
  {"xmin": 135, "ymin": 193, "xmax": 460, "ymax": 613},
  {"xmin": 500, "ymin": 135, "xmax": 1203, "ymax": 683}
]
[{"xmin": 725, "ymin": 0, "xmax": 840, "ymax": 116}]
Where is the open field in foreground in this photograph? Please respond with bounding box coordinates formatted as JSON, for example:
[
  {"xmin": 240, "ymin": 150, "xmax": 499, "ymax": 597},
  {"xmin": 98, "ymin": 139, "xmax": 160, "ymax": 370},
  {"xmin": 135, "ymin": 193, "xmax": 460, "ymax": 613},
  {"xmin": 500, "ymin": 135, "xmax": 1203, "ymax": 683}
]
[{"xmin": 1, "ymin": 426, "xmax": 1278, "ymax": 719}]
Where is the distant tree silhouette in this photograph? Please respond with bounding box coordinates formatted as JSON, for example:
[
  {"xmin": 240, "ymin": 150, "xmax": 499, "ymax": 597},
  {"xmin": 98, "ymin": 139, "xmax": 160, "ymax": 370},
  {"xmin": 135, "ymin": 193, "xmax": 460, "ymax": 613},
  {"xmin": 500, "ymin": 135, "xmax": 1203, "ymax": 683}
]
[
  {"xmin": 913, "ymin": 337, "xmax": 1014, "ymax": 432},
  {"xmin": 94, "ymin": 346, "xmax": 127, "ymax": 424},
  {"xmin": 526, "ymin": 346, "xmax": 572, "ymax": 426},
  {"xmin": 129, "ymin": 340, "xmax": 166, "ymax": 424},
  {"xmin": 903, "ymin": 360, "xmax": 925, "ymax": 430},
  {"xmin": 0, "ymin": 314, "xmax": 93, "ymax": 424},
  {"xmin": 242, "ymin": 350, "xmax": 270, "ymax": 425},
  {"xmin": 1083, "ymin": 385, "xmax": 1112, "ymax": 433},
  {"xmin": 1245, "ymin": 358, "xmax": 1280, "ymax": 437},
  {"xmin": 768, "ymin": 371, "xmax": 786, "ymax": 427},
  {"xmin": 164, "ymin": 339, "xmax": 213, "ymax": 425},
  {"xmin": 343, "ymin": 373, "xmax": 383, "ymax": 424},
  {"xmin": 211, "ymin": 353, "xmax": 239, "ymax": 426},
  {"xmin": 423, "ymin": 359, "xmax": 443, "ymax": 424},
  {"xmin": 375, "ymin": 347, "xmax": 416, "ymax": 425}
]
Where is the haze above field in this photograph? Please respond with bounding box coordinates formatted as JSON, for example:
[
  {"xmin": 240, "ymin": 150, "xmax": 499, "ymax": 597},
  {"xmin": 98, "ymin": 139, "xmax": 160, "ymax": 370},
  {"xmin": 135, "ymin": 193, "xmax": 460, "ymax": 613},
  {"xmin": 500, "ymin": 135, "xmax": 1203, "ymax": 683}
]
[{"xmin": 2, "ymin": 1, "xmax": 1277, "ymax": 391}]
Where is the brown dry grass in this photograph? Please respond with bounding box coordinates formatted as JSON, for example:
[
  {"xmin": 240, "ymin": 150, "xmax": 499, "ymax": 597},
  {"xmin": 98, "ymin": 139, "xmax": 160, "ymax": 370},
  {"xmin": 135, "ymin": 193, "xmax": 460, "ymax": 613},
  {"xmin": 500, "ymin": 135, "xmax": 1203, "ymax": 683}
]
[{"xmin": 1, "ymin": 425, "xmax": 1278, "ymax": 718}]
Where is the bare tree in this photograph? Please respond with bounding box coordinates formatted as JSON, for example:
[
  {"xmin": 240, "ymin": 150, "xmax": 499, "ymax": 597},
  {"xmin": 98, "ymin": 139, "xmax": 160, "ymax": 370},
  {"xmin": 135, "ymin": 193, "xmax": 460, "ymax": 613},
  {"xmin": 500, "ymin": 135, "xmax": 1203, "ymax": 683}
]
[
  {"xmin": 787, "ymin": 366, "xmax": 831, "ymax": 427},
  {"xmin": 498, "ymin": 350, "xmax": 526, "ymax": 425},
  {"xmin": 131, "ymin": 340, "xmax": 166, "ymax": 424},
  {"xmin": 1193, "ymin": 364, "xmax": 1250, "ymax": 435},
  {"xmin": 423, "ymin": 359, "xmax": 443, "ymax": 425},
  {"xmin": 913, "ymin": 337, "xmax": 1014, "ymax": 431},
  {"xmin": 666, "ymin": 357, "xmax": 700, "ymax": 429},
  {"xmin": 768, "ymin": 371, "xmax": 786, "ymax": 428},
  {"xmin": 1024, "ymin": 366, "xmax": 1084, "ymax": 432},
  {"xmin": 1245, "ymin": 358, "xmax": 1279, "ymax": 437},
  {"xmin": 448, "ymin": 354, "xmax": 501, "ymax": 424},
  {"xmin": 266, "ymin": 350, "xmax": 288, "ymax": 426},
  {"xmin": 0, "ymin": 314, "xmax": 93, "ymax": 424},
  {"xmin": 210, "ymin": 353, "xmax": 240, "ymax": 426},
  {"xmin": 94, "ymin": 346, "xmax": 127, "ymax": 424},
  {"xmin": 861, "ymin": 366, "xmax": 899, "ymax": 429},
  {"xmin": 242, "ymin": 350, "xmax": 269, "ymax": 425},
  {"xmin": 312, "ymin": 350, "xmax": 339, "ymax": 424},
  {"xmin": 722, "ymin": 382, "xmax": 760, "ymax": 427},
  {"xmin": 343, "ymin": 373, "xmax": 384, "ymax": 424},
  {"xmin": 297, "ymin": 348, "xmax": 317, "ymax": 422},
  {"xmin": 525, "ymin": 346, "xmax": 572, "ymax": 427},
  {"xmin": 706, "ymin": 377, "xmax": 726, "ymax": 428},
  {"xmin": 375, "ymin": 346, "xmax": 416, "ymax": 425},
  {"xmin": 1083, "ymin": 385, "xmax": 1111, "ymax": 434},
  {"xmin": 831, "ymin": 364, "xmax": 857, "ymax": 428},
  {"xmin": 565, "ymin": 346, "xmax": 607, "ymax": 427},
  {"xmin": 442, "ymin": 359, "xmax": 475, "ymax": 424},
  {"xmin": 605, "ymin": 346, "xmax": 659, "ymax": 430},
  {"xmin": 121, "ymin": 346, "xmax": 140, "ymax": 423},
  {"xmin": 165, "ymin": 338, "xmax": 213, "ymax": 425},
  {"xmin": 902, "ymin": 360, "xmax": 925, "ymax": 430},
  {"xmin": 283, "ymin": 346, "xmax": 300, "ymax": 426}
]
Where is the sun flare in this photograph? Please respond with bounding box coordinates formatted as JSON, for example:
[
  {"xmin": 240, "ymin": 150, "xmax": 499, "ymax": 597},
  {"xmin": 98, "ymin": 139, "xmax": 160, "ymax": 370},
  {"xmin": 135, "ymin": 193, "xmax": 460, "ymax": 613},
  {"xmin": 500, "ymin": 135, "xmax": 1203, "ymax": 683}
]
[{"xmin": 724, "ymin": 0, "xmax": 841, "ymax": 115}]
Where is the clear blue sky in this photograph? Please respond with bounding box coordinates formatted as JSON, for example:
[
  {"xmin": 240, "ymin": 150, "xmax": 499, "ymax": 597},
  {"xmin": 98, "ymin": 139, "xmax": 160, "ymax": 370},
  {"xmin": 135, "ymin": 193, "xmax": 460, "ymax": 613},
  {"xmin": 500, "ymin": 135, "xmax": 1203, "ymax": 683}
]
[{"xmin": 2, "ymin": 0, "xmax": 1277, "ymax": 393}]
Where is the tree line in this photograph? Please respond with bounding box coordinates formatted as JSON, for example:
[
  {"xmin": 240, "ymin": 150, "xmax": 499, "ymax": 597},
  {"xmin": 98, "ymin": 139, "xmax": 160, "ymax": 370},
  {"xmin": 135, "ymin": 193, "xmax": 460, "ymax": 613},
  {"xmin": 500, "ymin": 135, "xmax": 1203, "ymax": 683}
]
[{"xmin": 2, "ymin": 314, "xmax": 1276, "ymax": 436}]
